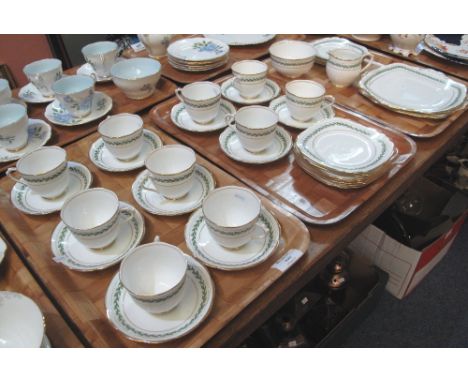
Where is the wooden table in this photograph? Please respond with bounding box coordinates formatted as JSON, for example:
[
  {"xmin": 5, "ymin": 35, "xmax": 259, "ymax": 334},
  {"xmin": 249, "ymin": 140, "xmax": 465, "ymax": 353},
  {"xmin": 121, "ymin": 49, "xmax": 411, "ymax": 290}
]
[
  {"xmin": 0, "ymin": 233, "xmax": 84, "ymax": 347},
  {"xmin": 1, "ymin": 35, "xmax": 467, "ymax": 347}
]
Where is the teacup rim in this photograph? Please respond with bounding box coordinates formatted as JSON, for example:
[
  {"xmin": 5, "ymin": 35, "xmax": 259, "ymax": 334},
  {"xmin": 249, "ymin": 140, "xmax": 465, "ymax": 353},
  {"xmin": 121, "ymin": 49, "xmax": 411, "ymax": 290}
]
[
  {"xmin": 119, "ymin": 241, "xmax": 188, "ymax": 299},
  {"xmin": 145, "ymin": 144, "xmax": 196, "ymax": 176},
  {"xmin": 269, "ymin": 40, "xmax": 316, "ymax": 60},
  {"xmin": 60, "ymin": 187, "xmax": 120, "ymax": 232},
  {"xmin": 179, "ymin": 81, "xmax": 221, "ymax": 103},
  {"xmin": 52, "ymin": 75, "xmax": 95, "ymax": 96},
  {"xmin": 16, "ymin": 146, "xmax": 67, "ymax": 176},
  {"xmin": 23, "ymin": 58, "xmax": 62, "ymax": 75},
  {"xmin": 82, "ymin": 40, "xmax": 118, "ymax": 56},
  {"xmin": 202, "ymin": 185, "xmax": 262, "ymax": 229},
  {"xmin": 0, "ymin": 103, "xmax": 27, "ymax": 127},
  {"xmin": 235, "ymin": 105, "xmax": 278, "ymax": 131},
  {"xmin": 231, "ymin": 60, "xmax": 268, "ymax": 76},
  {"xmin": 98, "ymin": 113, "xmax": 144, "ymax": 139},
  {"xmin": 110, "ymin": 57, "xmax": 161, "ymax": 81},
  {"xmin": 286, "ymin": 80, "xmax": 326, "ymax": 100},
  {"xmin": 329, "ymin": 48, "xmax": 363, "ymax": 62}
]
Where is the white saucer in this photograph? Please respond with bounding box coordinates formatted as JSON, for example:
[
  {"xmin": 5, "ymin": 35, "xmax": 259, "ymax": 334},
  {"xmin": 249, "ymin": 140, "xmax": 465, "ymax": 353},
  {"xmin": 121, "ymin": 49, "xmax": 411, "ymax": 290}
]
[
  {"xmin": 219, "ymin": 126, "xmax": 292, "ymax": 164},
  {"xmin": 221, "ymin": 78, "xmax": 281, "ymax": 105},
  {"xmin": 89, "ymin": 129, "xmax": 163, "ymax": 172},
  {"xmin": 269, "ymin": 96, "xmax": 335, "ymax": 129},
  {"xmin": 132, "ymin": 164, "xmax": 215, "ymax": 216},
  {"xmin": 44, "ymin": 91, "xmax": 113, "ymax": 126},
  {"xmin": 0, "ymin": 119, "xmax": 52, "ymax": 163},
  {"xmin": 170, "ymin": 100, "xmax": 236, "ymax": 133},
  {"xmin": 18, "ymin": 83, "xmax": 55, "ymax": 104},
  {"xmin": 77, "ymin": 63, "xmax": 112, "ymax": 82},
  {"xmin": 51, "ymin": 202, "xmax": 145, "ymax": 272},
  {"xmin": 11, "ymin": 161, "xmax": 93, "ymax": 215},
  {"xmin": 105, "ymin": 254, "xmax": 214, "ymax": 344},
  {"xmin": 185, "ymin": 207, "xmax": 281, "ymax": 271}
]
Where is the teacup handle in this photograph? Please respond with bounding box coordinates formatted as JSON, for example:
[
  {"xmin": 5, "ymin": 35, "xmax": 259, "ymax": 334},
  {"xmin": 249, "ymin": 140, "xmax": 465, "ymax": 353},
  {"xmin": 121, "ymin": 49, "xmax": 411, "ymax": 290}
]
[
  {"xmin": 224, "ymin": 113, "xmax": 236, "ymax": 128},
  {"xmin": 6, "ymin": 167, "xmax": 28, "ymax": 187},
  {"xmin": 175, "ymin": 88, "xmax": 184, "ymax": 103},
  {"xmin": 119, "ymin": 205, "xmax": 135, "ymax": 223},
  {"xmin": 360, "ymin": 53, "xmax": 374, "ymax": 74},
  {"xmin": 320, "ymin": 95, "xmax": 335, "ymax": 109}
]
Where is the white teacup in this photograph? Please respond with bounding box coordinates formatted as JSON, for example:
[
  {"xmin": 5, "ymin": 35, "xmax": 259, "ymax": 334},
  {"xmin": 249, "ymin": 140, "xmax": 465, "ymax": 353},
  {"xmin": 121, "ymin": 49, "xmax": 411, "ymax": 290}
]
[
  {"xmin": 175, "ymin": 82, "xmax": 221, "ymax": 124},
  {"xmin": 269, "ymin": 40, "xmax": 316, "ymax": 78},
  {"xmin": 285, "ymin": 80, "xmax": 335, "ymax": 122},
  {"xmin": 202, "ymin": 186, "xmax": 262, "ymax": 249},
  {"xmin": 225, "ymin": 106, "xmax": 278, "ymax": 153},
  {"xmin": 98, "ymin": 113, "xmax": 144, "ymax": 161},
  {"xmin": 60, "ymin": 188, "xmax": 131, "ymax": 249},
  {"xmin": 0, "ymin": 103, "xmax": 29, "ymax": 151},
  {"xmin": 0, "ymin": 79, "xmax": 12, "ymax": 105},
  {"xmin": 82, "ymin": 41, "xmax": 119, "ymax": 79},
  {"xmin": 144, "ymin": 145, "xmax": 196, "ymax": 200},
  {"xmin": 23, "ymin": 58, "xmax": 63, "ymax": 97},
  {"xmin": 119, "ymin": 241, "xmax": 188, "ymax": 314},
  {"xmin": 52, "ymin": 75, "xmax": 95, "ymax": 118},
  {"xmin": 326, "ymin": 48, "xmax": 374, "ymax": 88},
  {"xmin": 232, "ymin": 60, "xmax": 268, "ymax": 99},
  {"xmin": 137, "ymin": 34, "xmax": 173, "ymax": 58},
  {"xmin": 390, "ymin": 34, "xmax": 425, "ymax": 53},
  {"xmin": 111, "ymin": 57, "xmax": 161, "ymax": 100},
  {"xmin": 6, "ymin": 146, "xmax": 69, "ymax": 199}
]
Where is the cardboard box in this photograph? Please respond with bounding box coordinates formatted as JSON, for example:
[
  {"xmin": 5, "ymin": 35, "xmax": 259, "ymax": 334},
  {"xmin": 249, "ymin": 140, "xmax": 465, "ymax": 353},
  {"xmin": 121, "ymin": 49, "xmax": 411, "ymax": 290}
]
[{"xmin": 349, "ymin": 178, "xmax": 467, "ymax": 299}]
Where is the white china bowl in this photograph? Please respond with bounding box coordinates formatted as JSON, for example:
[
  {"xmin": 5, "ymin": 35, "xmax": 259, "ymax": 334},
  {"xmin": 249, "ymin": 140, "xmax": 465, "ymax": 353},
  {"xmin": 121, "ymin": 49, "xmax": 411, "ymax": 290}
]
[
  {"xmin": 60, "ymin": 188, "xmax": 120, "ymax": 249},
  {"xmin": 269, "ymin": 40, "xmax": 316, "ymax": 78},
  {"xmin": 0, "ymin": 103, "xmax": 29, "ymax": 151},
  {"xmin": 98, "ymin": 113, "xmax": 144, "ymax": 160},
  {"xmin": 119, "ymin": 242, "xmax": 188, "ymax": 313},
  {"xmin": 0, "ymin": 291, "xmax": 44, "ymax": 348},
  {"xmin": 202, "ymin": 186, "xmax": 262, "ymax": 248},
  {"xmin": 111, "ymin": 58, "xmax": 161, "ymax": 100},
  {"xmin": 145, "ymin": 145, "xmax": 196, "ymax": 199}
]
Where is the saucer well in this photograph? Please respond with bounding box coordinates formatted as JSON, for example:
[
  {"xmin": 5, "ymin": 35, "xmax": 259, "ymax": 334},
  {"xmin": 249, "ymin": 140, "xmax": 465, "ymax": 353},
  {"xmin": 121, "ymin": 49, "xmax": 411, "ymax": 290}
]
[
  {"xmin": 185, "ymin": 207, "xmax": 281, "ymax": 271},
  {"xmin": 44, "ymin": 91, "xmax": 113, "ymax": 126},
  {"xmin": 89, "ymin": 129, "xmax": 163, "ymax": 172},
  {"xmin": 132, "ymin": 164, "xmax": 215, "ymax": 216},
  {"xmin": 50, "ymin": 202, "xmax": 145, "ymax": 272},
  {"xmin": 219, "ymin": 126, "xmax": 292, "ymax": 164},
  {"xmin": 105, "ymin": 254, "xmax": 214, "ymax": 344},
  {"xmin": 221, "ymin": 77, "xmax": 281, "ymax": 105},
  {"xmin": 18, "ymin": 83, "xmax": 55, "ymax": 104},
  {"xmin": 11, "ymin": 161, "xmax": 93, "ymax": 215},
  {"xmin": 0, "ymin": 119, "xmax": 52, "ymax": 163},
  {"xmin": 170, "ymin": 100, "xmax": 236, "ymax": 133},
  {"xmin": 77, "ymin": 63, "xmax": 112, "ymax": 82},
  {"xmin": 269, "ymin": 96, "xmax": 335, "ymax": 129}
]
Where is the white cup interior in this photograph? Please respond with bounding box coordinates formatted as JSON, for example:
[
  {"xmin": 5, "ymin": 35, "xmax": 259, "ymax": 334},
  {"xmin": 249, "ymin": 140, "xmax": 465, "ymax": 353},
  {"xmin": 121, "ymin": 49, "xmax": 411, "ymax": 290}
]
[
  {"xmin": 82, "ymin": 41, "xmax": 118, "ymax": 57},
  {"xmin": 17, "ymin": 146, "xmax": 66, "ymax": 176},
  {"xmin": 61, "ymin": 188, "xmax": 119, "ymax": 230},
  {"xmin": 330, "ymin": 48, "xmax": 362, "ymax": 62},
  {"xmin": 0, "ymin": 79, "xmax": 11, "ymax": 96},
  {"xmin": 286, "ymin": 80, "xmax": 325, "ymax": 98},
  {"xmin": 111, "ymin": 58, "xmax": 161, "ymax": 80},
  {"xmin": 232, "ymin": 60, "xmax": 267, "ymax": 75},
  {"xmin": 270, "ymin": 40, "xmax": 315, "ymax": 60},
  {"xmin": 146, "ymin": 145, "xmax": 196, "ymax": 175},
  {"xmin": 120, "ymin": 243, "xmax": 187, "ymax": 296},
  {"xmin": 235, "ymin": 106, "xmax": 278, "ymax": 129},
  {"xmin": 203, "ymin": 187, "xmax": 261, "ymax": 227},
  {"xmin": 0, "ymin": 104, "xmax": 26, "ymax": 128},
  {"xmin": 23, "ymin": 58, "xmax": 61, "ymax": 76},
  {"xmin": 181, "ymin": 82, "xmax": 220, "ymax": 101},
  {"xmin": 99, "ymin": 114, "xmax": 143, "ymax": 138},
  {"xmin": 0, "ymin": 292, "xmax": 44, "ymax": 347},
  {"xmin": 52, "ymin": 75, "xmax": 94, "ymax": 95}
]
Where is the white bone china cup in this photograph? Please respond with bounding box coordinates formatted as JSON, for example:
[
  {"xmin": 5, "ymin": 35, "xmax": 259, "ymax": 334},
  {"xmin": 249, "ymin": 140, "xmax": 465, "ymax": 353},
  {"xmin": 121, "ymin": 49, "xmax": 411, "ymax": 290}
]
[
  {"xmin": 175, "ymin": 82, "xmax": 221, "ymax": 124},
  {"xmin": 52, "ymin": 75, "xmax": 95, "ymax": 118},
  {"xmin": 23, "ymin": 58, "xmax": 63, "ymax": 97},
  {"xmin": 326, "ymin": 48, "xmax": 374, "ymax": 87},
  {"xmin": 232, "ymin": 60, "xmax": 268, "ymax": 99},
  {"xmin": 81, "ymin": 41, "xmax": 119, "ymax": 79},
  {"xmin": 0, "ymin": 103, "xmax": 29, "ymax": 151}
]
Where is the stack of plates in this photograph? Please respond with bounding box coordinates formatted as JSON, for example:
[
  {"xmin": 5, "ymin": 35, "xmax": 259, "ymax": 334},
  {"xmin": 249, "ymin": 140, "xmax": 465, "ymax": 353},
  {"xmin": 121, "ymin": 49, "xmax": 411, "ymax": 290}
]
[
  {"xmin": 295, "ymin": 118, "xmax": 396, "ymax": 189},
  {"xmin": 358, "ymin": 63, "xmax": 467, "ymax": 119},
  {"xmin": 424, "ymin": 35, "xmax": 468, "ymax": 65},
  {"xmin": 167, "ymin": 37, "xmax": 229, "ymax": 72}
]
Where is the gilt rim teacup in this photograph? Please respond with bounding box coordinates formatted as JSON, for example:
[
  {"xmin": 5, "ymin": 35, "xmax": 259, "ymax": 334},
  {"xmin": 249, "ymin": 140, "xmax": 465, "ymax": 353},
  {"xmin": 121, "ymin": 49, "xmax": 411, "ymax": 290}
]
[
  {"xmin": 232, "ymin": 60, "xmax": 268, "ymax": 99},
  {"xmin": 326, "ymin": 48, "xmax": 374, "ymax": 87},
  {"xmin": 175, "ymin": 81, "xmax": 221, "ymax": 124}
]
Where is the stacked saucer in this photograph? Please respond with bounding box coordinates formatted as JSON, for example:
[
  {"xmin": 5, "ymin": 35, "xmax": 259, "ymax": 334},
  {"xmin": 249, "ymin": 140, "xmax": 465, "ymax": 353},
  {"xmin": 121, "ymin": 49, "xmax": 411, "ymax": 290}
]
[
  {"xmin": 295, "ymin": 118, "xmax": 396, "ymax": 189},
  {"xmin": 167, "ymin": 37, "xmax": 229, "ymax": 72}
]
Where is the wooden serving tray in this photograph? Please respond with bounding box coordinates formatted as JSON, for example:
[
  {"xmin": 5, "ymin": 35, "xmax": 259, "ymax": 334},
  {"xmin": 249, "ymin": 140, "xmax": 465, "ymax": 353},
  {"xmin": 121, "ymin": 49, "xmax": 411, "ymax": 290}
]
[
  {"xmin": 150, "ymin": 91, "xmax": 416, "ymax": 225},
  {"xmin": 0, "ymin": 115, "xmax": 310, "ymax": 348},
  {"xmin": 294, "ymin": 43, "xmax": 468, "ymax": 138},
  {"xmin": 0, "ymin": 233, "xmax": 84, "ymax": 347},
  {"xmin": 341, "ymin": 34, "xmax": 468, "ymax": 81},
  {"xmin": 124, "ymin": 34, "xmax": 305, "ymax": 84}
]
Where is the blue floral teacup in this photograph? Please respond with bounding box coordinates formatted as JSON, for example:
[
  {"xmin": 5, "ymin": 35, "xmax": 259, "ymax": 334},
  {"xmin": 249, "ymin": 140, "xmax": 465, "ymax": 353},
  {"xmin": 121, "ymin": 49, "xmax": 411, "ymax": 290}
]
[
  {"xmin": 52, "ymin": 75, "xmax": 95, "ymax": 118},
  {"xmin": 23, "ymin": 58, "xmax": 63, "ymax": 97}
]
